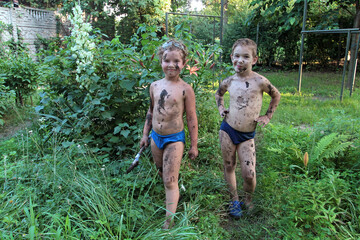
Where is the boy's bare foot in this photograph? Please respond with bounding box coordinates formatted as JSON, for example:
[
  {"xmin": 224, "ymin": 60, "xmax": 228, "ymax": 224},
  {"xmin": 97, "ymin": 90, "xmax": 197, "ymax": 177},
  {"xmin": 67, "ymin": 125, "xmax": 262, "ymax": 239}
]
[
  {"xmin": 245, "ymin": 202, "xmax": 254, "ymax": 211},
  {"xmin": 162, "ymin": 217, "xmax": 174, "ymax": 229}
]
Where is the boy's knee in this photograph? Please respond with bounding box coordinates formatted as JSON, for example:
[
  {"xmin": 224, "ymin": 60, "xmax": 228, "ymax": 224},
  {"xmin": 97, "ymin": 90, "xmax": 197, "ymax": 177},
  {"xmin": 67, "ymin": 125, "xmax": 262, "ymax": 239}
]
[
  {"xmin": 163, "ymin": 175, "xmax": 178, "ymax": 189},
  {"xmin": 244, "ymin": 170, "xmax": 255, "ymax": 183},
  {"xmin": 224, "ymin": 161, "xmax": 236, "ymax": 172}
]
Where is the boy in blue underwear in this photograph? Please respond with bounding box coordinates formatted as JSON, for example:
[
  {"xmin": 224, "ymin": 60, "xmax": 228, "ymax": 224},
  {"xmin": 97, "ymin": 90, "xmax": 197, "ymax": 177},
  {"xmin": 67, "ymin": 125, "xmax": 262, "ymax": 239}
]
[
  {"xmin": 140, "ymin": 39, "xmax": 198, "ymax": 229},
  {"xmin": 215, "ymin": 38, "xmax": 281, "ymax": 218}
]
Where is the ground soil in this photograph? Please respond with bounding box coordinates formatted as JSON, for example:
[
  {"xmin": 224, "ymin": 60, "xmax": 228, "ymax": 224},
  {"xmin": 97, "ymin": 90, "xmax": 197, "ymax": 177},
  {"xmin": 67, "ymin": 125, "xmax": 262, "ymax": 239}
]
[{"xmin": 0, "ymin": 120, "xmax": 32, "ymax": 140}]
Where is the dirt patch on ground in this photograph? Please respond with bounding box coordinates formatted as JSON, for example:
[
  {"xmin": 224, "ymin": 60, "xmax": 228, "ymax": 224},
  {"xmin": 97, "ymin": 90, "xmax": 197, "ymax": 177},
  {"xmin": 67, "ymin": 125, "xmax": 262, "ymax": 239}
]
[{"xmin": 0, "ymin": 120, "xmax": 33, "ymax": 140}]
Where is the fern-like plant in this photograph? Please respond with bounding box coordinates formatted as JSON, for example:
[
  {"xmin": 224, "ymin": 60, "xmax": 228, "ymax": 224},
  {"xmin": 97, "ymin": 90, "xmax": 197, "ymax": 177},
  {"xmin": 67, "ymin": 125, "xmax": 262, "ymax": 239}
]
[{"xmin": 310, "ymin": 133, "xmax": 353, "ymax": 168}]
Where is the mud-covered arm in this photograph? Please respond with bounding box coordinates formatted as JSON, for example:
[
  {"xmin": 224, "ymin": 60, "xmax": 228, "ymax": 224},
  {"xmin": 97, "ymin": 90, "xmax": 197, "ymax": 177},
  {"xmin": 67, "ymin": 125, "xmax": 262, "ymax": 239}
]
[
  {"xmin": 140, "ymin": 85, "xmax": 154, "ymax": 148},
  {"xmin": 256, "ymin": 82, "xmax": 281, "ymax": 127},
  {"xmin": 215, "ymin": 79, "xmax": 229, "ymax": 118},
  {"xmin": 185, "ymin": 85, "xmax": 198, "ymax": 160}
]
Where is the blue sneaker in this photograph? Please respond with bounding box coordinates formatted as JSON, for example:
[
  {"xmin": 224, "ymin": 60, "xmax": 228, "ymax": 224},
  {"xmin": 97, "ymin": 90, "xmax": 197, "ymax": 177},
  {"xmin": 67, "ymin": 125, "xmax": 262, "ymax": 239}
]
[{"xmin": 229, "ymin": 201, "xmax": 243, "ymax": 218}]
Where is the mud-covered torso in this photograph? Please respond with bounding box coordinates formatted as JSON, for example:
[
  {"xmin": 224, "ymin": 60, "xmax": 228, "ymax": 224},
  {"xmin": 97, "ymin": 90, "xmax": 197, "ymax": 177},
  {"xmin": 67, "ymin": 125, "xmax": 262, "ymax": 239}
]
[
  {"xmin": 151, "ymin": 80, "xmax": 187, "ymax": 135},
  {"xmin": 225, "ymin": 74, "xmax": 264, "ymax": 132}
]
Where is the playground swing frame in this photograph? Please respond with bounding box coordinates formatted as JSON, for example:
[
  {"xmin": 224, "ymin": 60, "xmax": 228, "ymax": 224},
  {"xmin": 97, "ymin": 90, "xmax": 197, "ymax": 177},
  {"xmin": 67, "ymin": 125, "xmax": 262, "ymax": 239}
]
[
  {"xmin": 165, "ymin": 12, "xmax": 222, "ymax": 45},
  {"xmin": 297, "ymin": 0, "xmax": 360, "ymax": 101}
]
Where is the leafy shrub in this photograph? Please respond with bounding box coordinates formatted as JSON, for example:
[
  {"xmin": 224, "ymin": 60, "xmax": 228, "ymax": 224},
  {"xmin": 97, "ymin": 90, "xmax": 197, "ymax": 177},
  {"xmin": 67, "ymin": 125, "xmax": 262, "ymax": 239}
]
[
  {"xmin": 0, "ymin": 53, "xmax": 38, "ymax": 106},
  {"xmin": 274, "ymin": 170, "xmax": 357, "ymax": 239},
  {"xmin": 261, "ymin": 122, "xmax": 354, "ymax": 177},
  {"xmin": 0, "ymin": 74, "xmax": 16, "ymax": 126},
  {"xmin": 35, "ymin": 7, "xmax": 223, "ymax": 161}
]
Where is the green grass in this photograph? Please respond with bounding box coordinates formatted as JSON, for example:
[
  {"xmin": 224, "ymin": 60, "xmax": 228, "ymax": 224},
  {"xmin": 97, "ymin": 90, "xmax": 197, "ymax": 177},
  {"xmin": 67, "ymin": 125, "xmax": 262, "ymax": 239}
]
[{"xmin": 1, "ymin": 71, "xmax": 360, "ymax": 239}]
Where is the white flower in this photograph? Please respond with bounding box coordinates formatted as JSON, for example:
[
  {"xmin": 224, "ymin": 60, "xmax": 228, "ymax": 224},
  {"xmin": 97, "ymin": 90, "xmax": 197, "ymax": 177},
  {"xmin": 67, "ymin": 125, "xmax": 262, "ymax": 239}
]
[{"xmin": 69, "ymin": 4, "xmax": 96, "ymax": 89}]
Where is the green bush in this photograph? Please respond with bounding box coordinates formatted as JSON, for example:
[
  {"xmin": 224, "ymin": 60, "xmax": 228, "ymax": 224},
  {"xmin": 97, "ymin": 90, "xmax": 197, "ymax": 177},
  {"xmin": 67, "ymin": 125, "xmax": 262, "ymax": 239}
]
[
  {"xmin": 0, "ymin": 53, "xmax": 38, "ymax": 106},
  {"xmin": 0, "ymin": 74, "xmax": 16, "ymax": 126}
]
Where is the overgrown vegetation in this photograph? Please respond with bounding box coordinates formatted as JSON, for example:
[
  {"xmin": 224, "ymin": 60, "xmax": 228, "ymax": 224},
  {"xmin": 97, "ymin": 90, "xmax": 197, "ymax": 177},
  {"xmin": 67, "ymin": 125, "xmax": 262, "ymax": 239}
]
[
  {"xmin": 1, "ymin": 70, "xmax": 359, "ymax": 239},
  {"xmin": 1, "ymin": 2, "xmax": 360, "ymax": 239}
]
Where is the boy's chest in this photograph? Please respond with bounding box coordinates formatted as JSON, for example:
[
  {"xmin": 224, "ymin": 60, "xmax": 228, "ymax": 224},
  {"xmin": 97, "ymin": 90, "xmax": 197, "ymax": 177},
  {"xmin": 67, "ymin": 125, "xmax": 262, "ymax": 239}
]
[
  {"xmin": 153, "ymin": 87, "xmax": 185, "ymax": 109},
  {"xmin": 228, "ymin": 80, "xmax": 260, "ymax": 98}
]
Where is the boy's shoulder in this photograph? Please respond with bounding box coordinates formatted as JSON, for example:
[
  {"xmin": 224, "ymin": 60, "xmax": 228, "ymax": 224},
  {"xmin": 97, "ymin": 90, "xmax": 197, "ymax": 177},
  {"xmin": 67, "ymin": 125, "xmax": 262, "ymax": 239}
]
[
  {"xmin": 221, "ymin": 74, "xmax": 237, "ymax": 85},
  {"xmin": 150, "ymin": 78, "xmax": 164, "ymax": 86}
]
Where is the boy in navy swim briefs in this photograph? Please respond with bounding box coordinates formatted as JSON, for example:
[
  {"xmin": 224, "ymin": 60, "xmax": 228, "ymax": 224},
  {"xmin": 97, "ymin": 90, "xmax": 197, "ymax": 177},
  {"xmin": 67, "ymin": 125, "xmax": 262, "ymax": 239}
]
[
  {"xmin": 215, "ymin": 38, "xmax": 281, "ymax": 218},
  {"xmin": 140, "ymin": 39, "xmax": 198, "ymax": 229}
]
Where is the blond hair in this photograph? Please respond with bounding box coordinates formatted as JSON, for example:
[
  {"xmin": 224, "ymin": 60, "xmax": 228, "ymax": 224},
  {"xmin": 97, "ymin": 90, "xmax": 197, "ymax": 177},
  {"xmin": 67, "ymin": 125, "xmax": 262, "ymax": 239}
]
[
  {"xmin": 231, "ymin": 38, "xmax": 257, "ymax": 58},
  {"xmin": 157, "ymin": 39, "xmax": 188, "ymax": 63}
]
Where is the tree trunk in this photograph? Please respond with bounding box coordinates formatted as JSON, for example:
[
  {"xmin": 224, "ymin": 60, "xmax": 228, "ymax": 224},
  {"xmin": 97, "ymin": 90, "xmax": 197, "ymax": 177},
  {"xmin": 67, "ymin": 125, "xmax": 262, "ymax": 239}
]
[{"xmin": 347, "ymin": 0, "xmax": 360, "ymax": 90}]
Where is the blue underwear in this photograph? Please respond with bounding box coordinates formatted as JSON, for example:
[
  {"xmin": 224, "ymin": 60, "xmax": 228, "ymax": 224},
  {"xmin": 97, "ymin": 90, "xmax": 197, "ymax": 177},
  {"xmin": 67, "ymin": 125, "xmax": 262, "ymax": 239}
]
[
  {"xmin": 151, "ymin": 130, "xmax": 185, "ymax": 150},
  {"xmin": 220, "ymin": 120, "xmax": 255, "ymax": 145}
]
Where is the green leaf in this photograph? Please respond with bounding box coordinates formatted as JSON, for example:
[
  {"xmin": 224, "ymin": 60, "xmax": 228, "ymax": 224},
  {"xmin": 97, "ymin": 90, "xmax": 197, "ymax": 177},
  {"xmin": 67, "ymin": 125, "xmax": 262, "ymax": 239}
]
[
  {"xmin": 121, "ymin": 129, "xmax": 130, "ymax": 138},
  {"xmin": 114, "ymin": 126, "xmax": 121, "ymax": 135},
  {"xmin": 289, "ymin": 17, "xmax": 296, "ymax": 25},
  {"xmin": 92, "ymin": 99, "xmax": 101, "ymax": 105},
  {"xmin": 120, "ymin": 80, "xmax": 136, "ymax": 91},
  {"xmin": 62, "ymin": 141, "xmax": 74, "ymax": 148}
]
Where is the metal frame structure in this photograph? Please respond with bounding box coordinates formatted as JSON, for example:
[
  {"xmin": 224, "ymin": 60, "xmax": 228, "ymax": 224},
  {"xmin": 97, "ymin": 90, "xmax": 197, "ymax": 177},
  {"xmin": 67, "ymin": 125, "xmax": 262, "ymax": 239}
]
[
  {"xmin": 297, "ymin": 0, "xmax": 360, "ymax": 101},
  {"xmin": 165, "ymin": 12, "xmax": 222, "ymax": 45},
  {"xmin": 165, "ymin": 0, "xmax": 225, "ymax": 46}
]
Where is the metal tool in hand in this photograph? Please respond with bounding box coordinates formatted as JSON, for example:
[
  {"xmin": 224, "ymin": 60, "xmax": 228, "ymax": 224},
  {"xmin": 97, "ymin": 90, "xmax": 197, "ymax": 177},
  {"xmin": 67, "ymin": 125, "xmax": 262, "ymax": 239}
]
[{"xmin": 126, "ymin": 146, "xmax": 146, "ymax": 173}]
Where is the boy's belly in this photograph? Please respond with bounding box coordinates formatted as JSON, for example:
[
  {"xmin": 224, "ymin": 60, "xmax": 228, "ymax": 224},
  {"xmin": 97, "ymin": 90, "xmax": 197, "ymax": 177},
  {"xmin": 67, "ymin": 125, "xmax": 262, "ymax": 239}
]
[
  {"xmin": 152, "ymin": 116, "xmax": 184, "ymax": 135},
  {"xmin": 225, "ymin": 108, "xmax": 259, "ymax": 132}
]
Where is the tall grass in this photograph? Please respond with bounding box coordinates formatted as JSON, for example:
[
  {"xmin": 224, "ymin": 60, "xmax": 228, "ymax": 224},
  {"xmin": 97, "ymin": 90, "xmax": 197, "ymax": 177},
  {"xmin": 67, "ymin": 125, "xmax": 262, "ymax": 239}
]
[{"xmin": 1, "ymin": 71, "xmax": 360, "ymax": 239}]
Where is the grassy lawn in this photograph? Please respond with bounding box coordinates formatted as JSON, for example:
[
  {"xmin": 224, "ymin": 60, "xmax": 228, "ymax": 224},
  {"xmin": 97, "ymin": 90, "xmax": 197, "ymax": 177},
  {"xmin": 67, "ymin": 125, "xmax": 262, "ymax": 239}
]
[{"xmin": 1, "ymin": 71, "xmax": 359, "ymax": 239}]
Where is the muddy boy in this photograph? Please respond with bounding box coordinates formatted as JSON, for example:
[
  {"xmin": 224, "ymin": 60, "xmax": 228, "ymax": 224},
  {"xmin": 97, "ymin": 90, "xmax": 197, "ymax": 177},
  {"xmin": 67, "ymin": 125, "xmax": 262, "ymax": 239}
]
[
  {"xmin": 215, "ymin": 38, "xmax": 281, "ymax": 218},
  {"xmin": 140, "ymin": 39, "xmax": 198, "ymax": 228}
]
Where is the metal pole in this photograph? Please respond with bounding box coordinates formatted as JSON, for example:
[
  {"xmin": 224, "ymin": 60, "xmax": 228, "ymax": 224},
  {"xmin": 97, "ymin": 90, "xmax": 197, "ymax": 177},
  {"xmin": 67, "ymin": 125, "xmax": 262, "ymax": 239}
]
[
  {"xmin": 350, "ymin": 32, "xmax": 360, "ymax": 96},
  {"xmin": 340, "ymin": 31, "xmax": 351, "ymax": 101},
  {"xmin": 165, "ymin": 12, "xmax": 168, "ymax": 37},
  {"xmin": 297, "ymin": 0, "xmax": 308, "ymax": 93},
  {"xmin": 256, "ymin": 23, "xmax": 259, "ymax": 46},
  {"xmin": 220, "ymin": 0, "xmax": 224, "ymax": 47},
  {"xmin": 213, "ymin": 17, "xmax": 216, "ymax": 44}
]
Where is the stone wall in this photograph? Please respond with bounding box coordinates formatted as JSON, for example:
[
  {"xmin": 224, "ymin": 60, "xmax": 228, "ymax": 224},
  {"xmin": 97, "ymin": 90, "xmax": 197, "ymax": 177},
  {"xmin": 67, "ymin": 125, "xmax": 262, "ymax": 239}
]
[{"xmin": 0, "ymin": 6, "xmax": 69, "ymax": 55}]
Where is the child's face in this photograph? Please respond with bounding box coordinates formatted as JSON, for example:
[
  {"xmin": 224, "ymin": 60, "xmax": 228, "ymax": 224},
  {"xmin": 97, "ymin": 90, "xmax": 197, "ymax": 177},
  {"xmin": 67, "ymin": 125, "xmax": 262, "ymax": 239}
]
[
  {"xmin": 231, "ymin": 45, "xmax": 258, "ymax": 74},
  {"xmin": 161, "ymin": 49, "xmax": 185, "ymax": 78}
]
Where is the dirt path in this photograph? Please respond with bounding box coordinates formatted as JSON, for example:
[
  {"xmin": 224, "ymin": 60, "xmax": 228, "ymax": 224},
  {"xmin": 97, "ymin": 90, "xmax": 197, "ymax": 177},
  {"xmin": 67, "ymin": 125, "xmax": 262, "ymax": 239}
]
[{"xmin": 0, "ymin": 120, "xmax": 32, "ymax": 140}]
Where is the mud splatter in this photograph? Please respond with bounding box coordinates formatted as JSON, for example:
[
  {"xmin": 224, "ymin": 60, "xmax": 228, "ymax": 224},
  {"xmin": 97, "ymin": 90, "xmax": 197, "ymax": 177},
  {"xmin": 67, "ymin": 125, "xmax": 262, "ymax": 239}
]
[
  {"xmin": 266, "ymin": 107, "xmax": 273, "ymax": 116},
  {"xmin": 245, "ymin": 82, "xmax": 249, "ymax": 88},
  {"xmin": 165, "ymin": 176, "xmax": 176, "ymax": 183},
  {"xmin": 158, "ymin": 89, "xmax": 168, "ymax": 114},
  {"xmin": 217, "ymin": 98, "xmax": 222, "ymax": 107},
  {"xmin": 183, "ymin": 90, "xmax": 185, "ymax": 96},
  {"xmin": 175, "ymin": 63, "xmax": 179, "ymax": 70},
  {"xmin": 246, "ymin": 161, "xmax": 250, "ymax": 166},
  {"xmin": 146, "ymin": 113, "xmax": 152, "ymax": 127},
  {"xmin": 268, "ymin": 84, "xmax": 274, "ymax": 96},
  {"xmin": 237, "ymin": 96, "xmax": 248, "ymax": 110}
]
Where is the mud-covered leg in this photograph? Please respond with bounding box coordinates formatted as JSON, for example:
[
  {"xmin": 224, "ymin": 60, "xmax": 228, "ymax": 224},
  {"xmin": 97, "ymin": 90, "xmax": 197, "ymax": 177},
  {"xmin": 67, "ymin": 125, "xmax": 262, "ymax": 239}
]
[
  {"xmin": 162, "ymin": 142, "xmax": 184, "ymax": 229},
  {"xmin": 219, "ymin": 130, "xmax": 238, "ymax": 202},
  {"xmin": 151, "ymin": 139, "xmax": 163, "ymax": 178},
  {"xmin": 237, "ymin": 139, "xmax": 256, "ymax": 209}
]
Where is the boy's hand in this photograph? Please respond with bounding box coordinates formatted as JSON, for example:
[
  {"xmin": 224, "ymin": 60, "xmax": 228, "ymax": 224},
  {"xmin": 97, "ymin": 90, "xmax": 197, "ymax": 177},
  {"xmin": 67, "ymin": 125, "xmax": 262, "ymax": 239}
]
[
  {"xmin": 188, "ymin": 146, "xmax": 198, "ymax": 160},
  {"xmin": 140, "ymin": 135, "xmax": 150, "ymax": 148},
  {"xmin": 220, "ymin": 109, "xmax": 229, "ymax": 118},
  {"xmin": 255, "ymin": 115, "xmax": 270, "ymax": 128}
]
